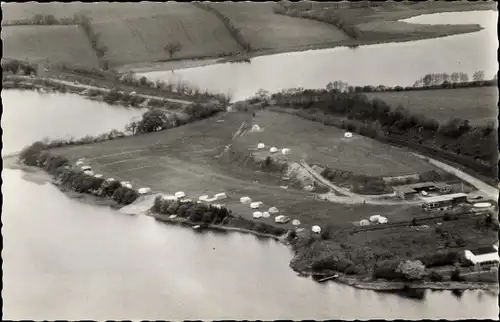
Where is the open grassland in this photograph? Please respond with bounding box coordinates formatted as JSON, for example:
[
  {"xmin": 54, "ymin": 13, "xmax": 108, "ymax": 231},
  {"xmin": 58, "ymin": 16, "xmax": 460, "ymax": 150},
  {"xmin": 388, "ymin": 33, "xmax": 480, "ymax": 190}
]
[
  {"xmin": 48, "ymin": 111, "xmax": 426, "ymax": 230},
  {"xmin": 234, "ymin": 110, "xmax": 435, "ymax": 177},
  {"xmin": 364, "ymin": 87, "xmax": 498, "ymax": 126},
  {"xmin": 210, "ymin": 2, "xmax": 350, "ymax": 50},
  {"xmin": 1, "ymin": 25, "xmax": 100, "ymax": 69}
]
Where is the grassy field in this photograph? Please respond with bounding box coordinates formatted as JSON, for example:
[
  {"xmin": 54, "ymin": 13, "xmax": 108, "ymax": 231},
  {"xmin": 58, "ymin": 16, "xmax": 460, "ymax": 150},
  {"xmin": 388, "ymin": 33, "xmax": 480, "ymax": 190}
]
[
  {"xmin": 209, "ymin": 2, "xmax": 350, "ymax": 50},
  {"xmin": 233, "ymin": 110, "xmax": 435, "ymax": 177},
  {"xmin": 364, "ymin": 87, "xmax": 498, "ymax": 126},
  {"xmin": 48, "ymin": 110, "xmax": 426, "ymax": 230},
  {"xmin": 1, "ymin": 25, "xmax": 100, "ymax": 69}
]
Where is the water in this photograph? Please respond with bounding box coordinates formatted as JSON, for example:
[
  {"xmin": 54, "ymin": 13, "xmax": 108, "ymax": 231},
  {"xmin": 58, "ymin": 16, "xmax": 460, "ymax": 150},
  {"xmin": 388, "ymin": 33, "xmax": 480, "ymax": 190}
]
[
  {"xmin": 140, "ymin": 10, "xmax": 498, "ymax": 102},
  {"xmin": 3, "ymin": 26, "xmax": 500, "ymax": 319}
]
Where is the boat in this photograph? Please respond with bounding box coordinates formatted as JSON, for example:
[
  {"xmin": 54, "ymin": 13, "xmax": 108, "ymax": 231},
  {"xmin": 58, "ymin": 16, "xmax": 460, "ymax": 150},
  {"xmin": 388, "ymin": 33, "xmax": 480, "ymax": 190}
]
[{"xmin": 193, "ymin": 225, "xmax": 201, "ymax": 230}]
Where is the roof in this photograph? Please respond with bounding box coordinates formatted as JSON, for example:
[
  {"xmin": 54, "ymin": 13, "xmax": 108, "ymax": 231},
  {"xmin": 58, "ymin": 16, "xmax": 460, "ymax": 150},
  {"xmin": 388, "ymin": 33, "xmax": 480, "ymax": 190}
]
[
  {"xmin": 469, "ymin": 246, "xmax": 498, "ymax": 255},
  {"xmin": 421, "ymin": 193, "xmax": 468, "ymax": 204},
  {"xmin": 393, "ymin": 182, "xmax": 449, "ymax": 194}
]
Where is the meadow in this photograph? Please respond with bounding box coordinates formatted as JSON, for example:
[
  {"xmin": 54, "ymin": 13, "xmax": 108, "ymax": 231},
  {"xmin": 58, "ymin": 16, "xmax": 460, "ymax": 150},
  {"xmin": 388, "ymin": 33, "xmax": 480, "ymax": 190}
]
[
  {"xmin": 48, "ymin": 110, "xmax": 427, "ymax": 230},
  {"xmin": 209, "ymin": 2, "xmax": 350, "ymax": 50},
  {"xmin": 234, "ymin": 110, "xmax": 435, "ymax": 177},
  {"xmin": 2, "ymin": 25, "xmax": 100, "ymax": 69},
  {"xmin": 364, "ymin": 86, "xmax": 498, "ymax": 126}
]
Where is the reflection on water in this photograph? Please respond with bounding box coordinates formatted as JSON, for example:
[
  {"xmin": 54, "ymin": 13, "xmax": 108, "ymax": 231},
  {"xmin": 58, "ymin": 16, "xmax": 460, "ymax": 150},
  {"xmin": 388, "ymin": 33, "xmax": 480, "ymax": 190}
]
[{"xmin": 141, "ymin": 10, "xmax": 497, "ymax": 101}]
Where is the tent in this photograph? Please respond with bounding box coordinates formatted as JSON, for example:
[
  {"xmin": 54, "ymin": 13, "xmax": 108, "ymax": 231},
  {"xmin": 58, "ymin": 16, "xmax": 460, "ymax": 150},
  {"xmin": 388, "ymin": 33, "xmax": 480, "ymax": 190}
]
[
  {"xmin": 369, "ymin": 215, "xmax": 381, "ymax": 223},
  {"xmin": 253, "ymin": 211, "xmax": 263, "ymax": 219},
  {"xmin": 262, "ymin": 212, "xmax": 271, "ymax": 218},
  {"xmin": 251, "ymin": 124, "xmax": 261, "ymax": 132},
  {"xmin": 344, "ymin": 132, "xmax": 353, "ymax": 138},
  {"xmin": 250, "ymin": 202, "xmax": 263, "ymax": 209},
  {"xmin": 292, "ymin": 219, "xmax": 301, "ymax": 226},
  {"xmin": 84, "ymin": 170, "xmax": 94, "ymax": 176},
  {"xmin": 359, "ymin": 219, "xmax": 370, "ymax": 226},
  {"xmin": 312, "ymin": 225, "xmax": 321, "ymax": 233},
  {"xmin": 269, "ymin": 147, "xmax": 278, "ymax": 153},
  {"xmin": 281, "ymin": 148, "xmax": 291, "ymax": 155},
  {"xmin": 169, "ymin": 214, "xmax": 177, "ymax": 219},
  {"xmin": 138, "ymin": 187, "xmax": 151, "ymax": 194},
  {"xmin": 268, "ymin": 207, "xmax": 279, "ymax": 214},
  {"xmin": 124, "ymin": 183, "xmax": 133, "ymax": 189},
  {"xmin": 240, "ymin": 196, "xmax": 252, "ymax": 204},
  {"xmin": 214, "ymin": 192, "xmax": 227, "ymax": 200},
  {"xmin": 378, "ymin": 216, "xmax": 388, "ymax": 224},
  {"xmin": 76, "ymin": 160, "xmax": 84, "ymax": 166},
  {"xmin": 257, "ymin": 143, "xmax": 265, "ymax": 149},
  {"xmin": 94, "ymin": 174, "xmax": 103, "ymax": 178},
  {"xmin": 175, "ymin": 191, "xmax": 186, "ymax": 198},
  {"xmin": 275, "ymin": 215, "xmax": 290, "ymax": 224},
  {"xmin": 199, "ymin": 195, "xmax": 209, "ymax": 201},
  {"xmin": 105, "ymin": 178, "xmax": 115, "ymax": 182},
  {"xmin": 81, "ymin": 165, "xmax": 92, "ymax": 171}
]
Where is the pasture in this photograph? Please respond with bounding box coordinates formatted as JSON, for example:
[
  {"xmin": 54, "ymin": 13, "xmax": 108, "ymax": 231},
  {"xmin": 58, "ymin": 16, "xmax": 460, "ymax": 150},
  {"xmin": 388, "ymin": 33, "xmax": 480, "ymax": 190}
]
[
  {"xmin": 49, "ymin": 111, "xmax": 425, "ymax": 230},
  {"xmin": 210, "ymin": 2, "xmax": 350, "ymax": 50},
  {"xmin": 364, "ymin": 86, "xmax": 498, "ymax": 126},
  {"xmin": 234, "ymin": 110, "xmax": 435, "ymax": 177},
  {"xmin": 1, "ymin": 25, "xmax": 100, "ymax": 69}
]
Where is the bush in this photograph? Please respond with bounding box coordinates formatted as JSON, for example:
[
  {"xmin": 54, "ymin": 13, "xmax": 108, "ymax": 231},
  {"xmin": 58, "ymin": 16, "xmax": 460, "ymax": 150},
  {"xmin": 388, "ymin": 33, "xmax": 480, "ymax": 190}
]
[
  {"xmin": 429, "ymin": 271, "xmax": 444, "ymax": 282},
  {"xmin": 450, "ymin": 268, "xmax": 464, "ymax": 281},
  {"xmin": 136, "ymin": 109, "xmax": 169, "ymax": 133}
]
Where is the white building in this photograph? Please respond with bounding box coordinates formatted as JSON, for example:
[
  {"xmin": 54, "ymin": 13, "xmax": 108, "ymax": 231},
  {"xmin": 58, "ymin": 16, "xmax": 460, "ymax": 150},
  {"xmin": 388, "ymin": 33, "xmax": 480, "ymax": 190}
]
[{"xmin": 464, "ymin": 244, "xmax": 499, "ymax": 265}]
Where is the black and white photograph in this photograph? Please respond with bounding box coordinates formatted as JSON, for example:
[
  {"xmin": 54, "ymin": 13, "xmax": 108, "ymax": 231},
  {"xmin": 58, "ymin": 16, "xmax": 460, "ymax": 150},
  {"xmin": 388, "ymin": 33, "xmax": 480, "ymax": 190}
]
[{"xmin": 2, "ymin": 0, "xmax": 499, "ymax": 320}]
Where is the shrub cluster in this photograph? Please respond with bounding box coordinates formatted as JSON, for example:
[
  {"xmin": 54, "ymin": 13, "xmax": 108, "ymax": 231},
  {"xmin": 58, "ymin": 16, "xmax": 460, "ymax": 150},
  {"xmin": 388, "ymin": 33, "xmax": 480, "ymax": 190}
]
[
  {"xmin": 73, "ymin": 14, "xmax": 108, "ymax": 69},
  {"xmin": 2, "ymin": 59, "xmax": 37, "ymax": 76},
  {"xmin": 151, "ymin": 196, "xmax": 287, "ymax": 236}
]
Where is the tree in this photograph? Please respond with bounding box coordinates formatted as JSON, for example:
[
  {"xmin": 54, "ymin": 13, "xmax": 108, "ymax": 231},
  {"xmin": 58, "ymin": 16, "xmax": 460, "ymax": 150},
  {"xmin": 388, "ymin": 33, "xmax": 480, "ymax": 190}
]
[
  {"xmin": 472, "ymin": 70, "xmax": 485, "ymax": 82},
  {"xmin": 136, "ymin": 109, "xmax": 168, "ymax": 133},
  {"xmin": 450, "ymin": 72, "xmax": 460, "ymax": 83},
  {"xmin": 459, "ymin": 72, "xmax": 469, "ymax": 83},
  {"xmin": 125, "ymin": 121, "xmax": 138, "ymax": 135},
  {"xmin": 164, "ymin": 42, "xmax": 182, "ymax": 59},
  {"xmin": 396, "ymin": 260, "xmax": 426, "ymax": 280}
]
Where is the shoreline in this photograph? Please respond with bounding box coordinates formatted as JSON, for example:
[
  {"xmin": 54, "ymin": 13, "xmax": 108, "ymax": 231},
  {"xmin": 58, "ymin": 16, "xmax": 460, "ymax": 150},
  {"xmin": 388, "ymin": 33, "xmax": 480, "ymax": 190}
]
[{"xmin": 7, "ymin": 161, "xmax": 499, "ymax": 293}]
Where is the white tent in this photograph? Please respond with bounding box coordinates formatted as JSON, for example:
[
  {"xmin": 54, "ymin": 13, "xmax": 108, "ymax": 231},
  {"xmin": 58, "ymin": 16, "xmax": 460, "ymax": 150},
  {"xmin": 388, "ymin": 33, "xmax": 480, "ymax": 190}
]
[
  {"xmin": 76, "ymin": 160, "xmax": 84, "ymax": 166},
  {"xmin": 81, "ymin": 165, "xmax": 92, "ymax": 171},
  {"xmin": 268, "ymin": 207, "xmax": 279, "ymax": 214},
  {"xmin": 84, "ymin": 170, "xmax": 94, "ymax": 176},
  {"xmin": 281, "ymin": 148, "xmax": 291, "ymax": 155},
  {"xmin": 359, "ymin": 219, "xmax": 370, "ymax": 226},
  {"xmin": 105, "ymin": 178, "xmax": 115, "ymax": 182},
  {"xmin": 169, "ymin": 214, "xmax": 177, "ymax": 219},
  {"xmin": 138, "ymin": 187, "xmax": 151, "ymax": 194},
  {"xmin": 262, "ymin": 212, "xmax": 270, "ymax": 218},
  {"xmin": 175, "ymin": 191, "xmax": 186, "ymax": 198},
  {"xmin": 253, "ymin": 211, "xmax": 263, "ymax": 219},
  {"xmin": 312, "ymin": 225, "xmax": 321, "ymax": 233},
  {"xmin": 120, "ymin": 181, "xmax": 129, "ymax": 186},
  {"xmin": 94, "ymin": 174, "xmax": 103, "ymax": 178},
  {"xmin": 214, "ymin": 192, "xmax": 227, "ymax": 200},
  {"xmin": 369, "ymin": 215, "xmax": 381, "ymax": 223},
  {"xmin": 344, "ymin": 132, "xmax": 353, "ymax": 138},
  {"xmin": 251, "ymin": 124, "xmax": 261, "ymax": 132},
  {"xmin": 378, "ymin": 216, "xmax": 388, "ymax": 224},
  {"xmin": 292, "ymin": 219, "xmax": 301, "ymax": 226},
  {"xmin": 257, "ymin": 143, "xmax": 265, "ymax": 149},
  {"xmin": 269, "ymin": 147, "xmax": 278, "ymax": 153},
  {"xmin": 124, "ymin": 183, "xmax": 133, "ymax": 189},
  {"xmin": 275, "ymin": 215, "xmax": 290, "ymax": 224},
  {"xmin": 240, "ymin": 196, "xmax": 252, "ymax": 205},
  {"xmin": 162, "ymin": 195, "xmax": 177, "ymax": 201},
  {"xmin": 250, "ymin": 202, "xmax": 263, "ymax": 209}
]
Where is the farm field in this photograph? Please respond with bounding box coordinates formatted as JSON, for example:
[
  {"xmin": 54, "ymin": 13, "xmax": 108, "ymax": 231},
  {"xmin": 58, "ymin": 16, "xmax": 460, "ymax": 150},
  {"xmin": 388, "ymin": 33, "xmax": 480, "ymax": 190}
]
[
  {"xmin": 48, "ymin": 110, "xmax": 426, "ymax": 230},
  {"xmin": 210, "ymin": 2, "xmax": 350, "ymax": 50},
  {"xmin": 364, "ymin": 86, "xmax": 498, "ymax": 126},
  {"xmin": 233, "ymin": 110, "xmax": 435, "ymax": 177},
  {"xmin": 1, "ymin": 25, "xmax": 100, "ymax": 69}
]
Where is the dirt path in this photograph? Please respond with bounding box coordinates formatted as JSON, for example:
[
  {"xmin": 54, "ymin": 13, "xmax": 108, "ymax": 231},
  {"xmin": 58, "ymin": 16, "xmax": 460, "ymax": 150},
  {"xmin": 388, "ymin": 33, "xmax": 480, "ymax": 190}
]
[
  {"xmin": 412, "ymin": 153, "xmax": 498, "ymax": 201},
  {"xmin": 11, "ymin": 75, "xmax": 194, "ymax": 105}
]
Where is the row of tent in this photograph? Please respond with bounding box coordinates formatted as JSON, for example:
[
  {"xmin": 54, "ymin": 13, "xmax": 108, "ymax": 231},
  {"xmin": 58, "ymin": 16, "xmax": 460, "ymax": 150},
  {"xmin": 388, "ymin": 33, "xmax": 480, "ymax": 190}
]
[
  {"xmin": 256, "ymin": 142, "xmax": 291, "ymax": 155},
  {"xmin": 359, "ymin": 215, "xmax": 389, "ymax": 226}
]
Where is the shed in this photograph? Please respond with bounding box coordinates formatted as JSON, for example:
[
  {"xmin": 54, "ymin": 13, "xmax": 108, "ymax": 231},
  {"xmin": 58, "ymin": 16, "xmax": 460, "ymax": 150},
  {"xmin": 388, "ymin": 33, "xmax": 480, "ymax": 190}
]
[
  {"xmin": 312, "ymin": 225, "xmax": 321, "ymax": 233},
  {"xmin": 175, "ymin": 191, "xmax": 186, "ymax": 198},
  {"xmin": 464, "ymin": 245, "xmax": 499, "ymax": 265},
  {"xmin": 214, "ymin": 192, "xmax": 227, "ymax": 200},
  {"xmin": 421, "ymin": 193, "xmax": 468, "ymax": 210},
  {"xmin": 253, "ymin": 211, "xmax": 263, "ymax": 219},
  {"xmin": 251, "ymin": 124, "xmax": 261, "ymax": 132},
  {"xmin": 344, "ymin": 132, "xmax": 353, "ymax": 138}
]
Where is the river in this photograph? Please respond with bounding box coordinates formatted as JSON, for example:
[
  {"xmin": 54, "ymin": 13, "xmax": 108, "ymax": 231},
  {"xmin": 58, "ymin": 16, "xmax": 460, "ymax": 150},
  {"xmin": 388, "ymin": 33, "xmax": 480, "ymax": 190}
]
[{"xmin": 140, "ymin": 10, "xmax": 498, "ymax": 102}]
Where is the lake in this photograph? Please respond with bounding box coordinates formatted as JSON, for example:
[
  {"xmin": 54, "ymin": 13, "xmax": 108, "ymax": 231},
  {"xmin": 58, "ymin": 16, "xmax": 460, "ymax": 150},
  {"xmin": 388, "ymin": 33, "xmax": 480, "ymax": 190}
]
[{"xmin": 140, "ymin": 10, "xmax": 498, "ymax": 102}]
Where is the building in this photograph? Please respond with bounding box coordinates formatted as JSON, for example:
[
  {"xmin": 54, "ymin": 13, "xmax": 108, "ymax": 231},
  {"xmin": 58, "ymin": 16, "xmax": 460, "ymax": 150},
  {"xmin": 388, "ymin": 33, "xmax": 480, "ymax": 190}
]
[
  {"xmin": 421, "ymin": 193, "xmax": 468, "ymax": 211},
  {"xmin": 393, "ymin": 182, "xmax": 451, "ymax": 200},
  {"xmin": 464, "ymin": 244, "xmax": 499, "ymax": 266}
]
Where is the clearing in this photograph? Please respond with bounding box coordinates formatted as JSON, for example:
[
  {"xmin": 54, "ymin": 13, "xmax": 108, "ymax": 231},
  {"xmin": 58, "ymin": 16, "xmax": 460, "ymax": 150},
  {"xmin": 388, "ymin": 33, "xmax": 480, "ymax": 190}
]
[
  {"xmin": 1, "ymin": 25, "xmax": 100, "ymax": 69},
  {"xmin": 233, "ymin": 110, "xmax": 435, "ymax": 177},
  {"xmin": 364, "ymin": 86, "xmax": 498, "ymax": 126},
  {"xmin": 209, "ymin": 2, "xmax": 350, "ymax": 50},
  {"xmin": 48, "ymin": 110, "xmax": 426, "ymax": 230}
]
